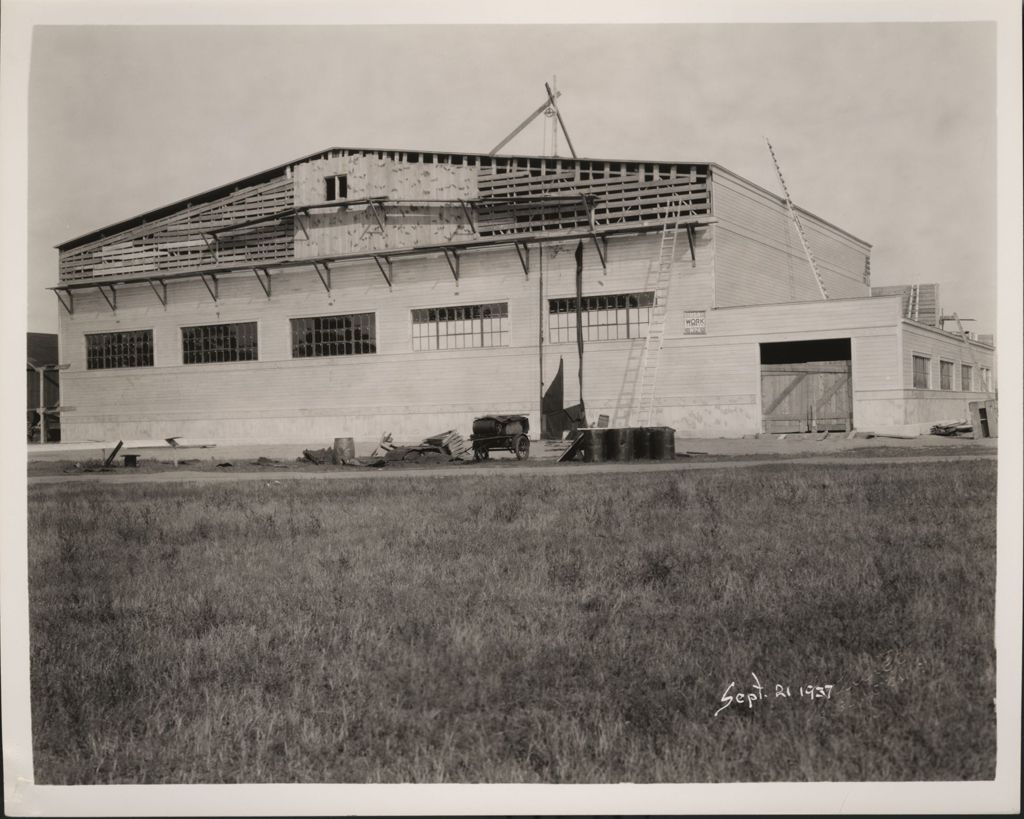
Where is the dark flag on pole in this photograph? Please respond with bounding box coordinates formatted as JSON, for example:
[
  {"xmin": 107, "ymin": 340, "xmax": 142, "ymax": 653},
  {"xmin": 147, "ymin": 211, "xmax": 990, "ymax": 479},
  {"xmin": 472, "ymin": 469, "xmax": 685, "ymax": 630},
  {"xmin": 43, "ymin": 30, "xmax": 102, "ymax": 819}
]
[{"xmin": 574, "ymin": 240, "xmax": 585, "ymax": 418}]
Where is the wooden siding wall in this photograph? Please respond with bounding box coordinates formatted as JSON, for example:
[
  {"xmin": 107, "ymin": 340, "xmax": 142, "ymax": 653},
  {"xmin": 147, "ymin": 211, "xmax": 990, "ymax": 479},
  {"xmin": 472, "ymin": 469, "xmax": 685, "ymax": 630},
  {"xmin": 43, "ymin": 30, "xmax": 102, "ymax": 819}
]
[
  {"xmin": 59, "ymin": 177, "xmax": 295, "ymax": 282},
  {"xmin": 691, "ymin": 297, "xmax": 903, "ymax": 434},
  {"xmin": 57, "ymin": 234, "xmax": 920, "ymax": 442},
  {"xmin": 59, "ymin": 230, "xmax": 722, "ymax": 442},
  {"xmin": 711, "ymin": 168, "xmax": 871, "ymax": 307},
  {"xmin": 59, "ymin": 245, "xmax": 536, "ymax": 442},
  {"xmin": 901, "ymin": 322, "xmax": 995, "ymax": 392},
  {"xmin": 540, "ymin": 231, "xmax": 715, "ymax": 427}
]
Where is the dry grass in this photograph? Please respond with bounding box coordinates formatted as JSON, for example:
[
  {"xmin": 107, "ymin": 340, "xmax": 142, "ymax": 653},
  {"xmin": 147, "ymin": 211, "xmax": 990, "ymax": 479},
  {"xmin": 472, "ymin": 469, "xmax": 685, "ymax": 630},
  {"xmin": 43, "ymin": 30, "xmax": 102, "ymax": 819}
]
[{"xmin": 28, "ymin": 461, "xmax": 996, "ymax": 783}]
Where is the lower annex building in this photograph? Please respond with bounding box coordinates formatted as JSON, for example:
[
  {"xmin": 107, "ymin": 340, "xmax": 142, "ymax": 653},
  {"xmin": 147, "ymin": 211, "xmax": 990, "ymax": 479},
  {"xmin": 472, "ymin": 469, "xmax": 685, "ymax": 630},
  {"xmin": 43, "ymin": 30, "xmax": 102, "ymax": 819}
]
[{"xmin": 51, "ymin": 146, "xmax": 996, "ymax": 443}]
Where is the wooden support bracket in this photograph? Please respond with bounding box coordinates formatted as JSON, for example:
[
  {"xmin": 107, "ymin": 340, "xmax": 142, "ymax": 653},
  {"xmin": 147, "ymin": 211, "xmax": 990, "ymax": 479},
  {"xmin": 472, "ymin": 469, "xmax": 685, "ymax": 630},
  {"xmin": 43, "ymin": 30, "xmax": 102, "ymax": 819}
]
[
  {"xmin": 295, "ymin": 211, "xmax": 310, "ymax": 240},
  {"xmin": 148, "ymin": 278, "xmax": 168, "ymax": 307},
  {"xmin": 373, "ymin": 255, "xmax": 393, "ymax": 288},
  {"xmin": 686, "ymin": 224, "xmax": 697, "ymax": 268},
  {"xmin": 97, "ymin": 284, "xmax": 117, "ymax": 312},
  {"xmin": 458, "ymin": 199, "xmax": 477, "ymax": 234},
  {"xmin": 55, "ymin": 289, "xmax": 73, "ymax": 315},
  {"xmin": 200, "ymin": 273, "xmax": 218, "ymax": 302},
  {"xmin": 367, "ymin": 201, "xmax": 387, "ymax": 235},
  {"xmin": 514, "ymin": 242, "xmax": 530, "ymax": 277},
  {"xmin": 443, "ymin": 248, "xmax": 460, "ymax": 283},
  {"xmin": 313, "ymin": 261, "xmax": 332, "ymax": 293},
  {"xmin": 253, "ymin": 268, "xmax": 272, "ymax": 298}
]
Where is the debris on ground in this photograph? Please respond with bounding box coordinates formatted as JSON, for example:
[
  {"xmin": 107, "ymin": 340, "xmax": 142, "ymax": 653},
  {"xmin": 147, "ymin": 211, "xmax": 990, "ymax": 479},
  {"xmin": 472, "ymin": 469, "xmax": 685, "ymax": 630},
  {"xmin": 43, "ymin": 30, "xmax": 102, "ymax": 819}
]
[
  {"xmin": 102, "ymin": 440, "xmax": 124, "ymax": 467},
  {"xmin": 252, "ymin": 457, "xmax": 289, "ymax": 468},
  {"xmin": 301, "ymin": 448, "xmax": 334, "ymax": 465},
  {"xmin": 930, "ymin": 420, "xmax": 973, "ymax": 437},
  {"xmin": 63, "ymin": 461, "xmax": 113, "ymax": 474},
  {"xmin": 421, "ymin": 430, "xmax": 473, "ymax": 459},
  {"xmin": 216, "ymin": 462, "xmax": 234, "ymax": 468}
]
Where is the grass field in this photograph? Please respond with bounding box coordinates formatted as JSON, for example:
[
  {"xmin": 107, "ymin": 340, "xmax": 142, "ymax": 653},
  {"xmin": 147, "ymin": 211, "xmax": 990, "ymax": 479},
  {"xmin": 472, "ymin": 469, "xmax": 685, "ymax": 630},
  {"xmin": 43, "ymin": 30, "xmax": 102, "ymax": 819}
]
[{"xmin": 28, "ymin": 460, "xmax": 997, "ymax": 783}]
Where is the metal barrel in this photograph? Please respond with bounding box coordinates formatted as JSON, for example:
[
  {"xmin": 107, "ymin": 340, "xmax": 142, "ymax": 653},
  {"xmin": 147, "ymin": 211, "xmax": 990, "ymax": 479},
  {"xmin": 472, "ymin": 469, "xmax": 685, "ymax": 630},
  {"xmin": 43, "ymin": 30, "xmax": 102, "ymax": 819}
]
[
  {"xmin": 649, "ymin": 426, "xmax": 676, "ymax": 460},
  {"xmin": 472, "ymin": 417, "xmax": 501, "ymax": 437},
  {"xmin": 606, "ymin": 427, "xmax": 634, "ymax": 461},
  {"xmin": 631, "ymin": 426, "xmax": 652, "ymax": 459},
  {"xmin": 582, "ymin": 428, "xmax": 607, "ymax": 462}
]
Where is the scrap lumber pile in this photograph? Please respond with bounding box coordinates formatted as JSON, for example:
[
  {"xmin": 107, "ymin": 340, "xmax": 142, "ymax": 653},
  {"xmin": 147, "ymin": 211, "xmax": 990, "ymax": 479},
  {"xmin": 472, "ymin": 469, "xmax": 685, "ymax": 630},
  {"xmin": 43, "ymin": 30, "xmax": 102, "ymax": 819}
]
[
  {"xmin": 375, "ymin": 430, "xmax": 473, "ymax": 463},
  {"xmin": 930, "ymin": 420, "xmax": 973, "ymax": 437},
  {"xmin": 421, "ymin": 430, "xmax": 473, "ymax": 459}
]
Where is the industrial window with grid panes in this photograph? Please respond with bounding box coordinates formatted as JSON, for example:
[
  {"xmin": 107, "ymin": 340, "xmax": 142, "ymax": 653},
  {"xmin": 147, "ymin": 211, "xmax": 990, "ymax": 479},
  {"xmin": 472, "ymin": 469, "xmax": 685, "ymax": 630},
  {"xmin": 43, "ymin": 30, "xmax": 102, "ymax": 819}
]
[
  {"xmin": 182, "ymin": 322, "xmax": 258, "ymax": 364},
  {"xmin": 291, "ymin": 313, "xmax": 376, "ymax": 358},
  {"xmin": 412, "ymin": 303, "xmax": 509, "ymax": 350},
  {"xmin": 548, "ymin": 292, "xmax": 654, "ymax": 343},
  {"xmin": 85, "ymin": 329, "xmax": 154, "ymax": 370}
]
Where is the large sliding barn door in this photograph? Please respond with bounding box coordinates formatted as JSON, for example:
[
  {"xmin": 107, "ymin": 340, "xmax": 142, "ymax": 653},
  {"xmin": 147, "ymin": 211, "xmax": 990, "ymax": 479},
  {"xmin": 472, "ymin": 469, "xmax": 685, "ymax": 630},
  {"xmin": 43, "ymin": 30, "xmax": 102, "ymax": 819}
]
[{"xmin": 761, "ymin": 360, "xmax": 852, "ymax": 433}]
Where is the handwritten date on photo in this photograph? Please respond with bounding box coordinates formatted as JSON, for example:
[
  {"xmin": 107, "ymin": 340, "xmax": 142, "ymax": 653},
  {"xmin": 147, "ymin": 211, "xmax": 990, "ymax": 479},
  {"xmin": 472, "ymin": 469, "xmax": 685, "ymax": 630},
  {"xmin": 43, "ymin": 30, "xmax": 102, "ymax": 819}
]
[{"xmin": 714, "ymin": 673, "xmax": 833, "ymax": 716}]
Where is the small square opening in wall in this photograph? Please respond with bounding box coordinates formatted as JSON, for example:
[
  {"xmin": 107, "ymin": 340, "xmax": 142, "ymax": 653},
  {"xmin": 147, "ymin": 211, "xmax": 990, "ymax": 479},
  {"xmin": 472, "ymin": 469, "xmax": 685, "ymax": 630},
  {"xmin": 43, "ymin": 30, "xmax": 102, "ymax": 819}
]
[{"xmin": 325, "ymin": 175, "xmax": 348, "ymax": 201}]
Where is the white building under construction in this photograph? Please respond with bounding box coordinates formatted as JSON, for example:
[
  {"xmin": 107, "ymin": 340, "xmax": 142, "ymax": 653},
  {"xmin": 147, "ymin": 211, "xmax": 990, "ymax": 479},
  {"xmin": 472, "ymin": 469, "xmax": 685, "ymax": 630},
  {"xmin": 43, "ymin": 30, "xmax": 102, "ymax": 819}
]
[{"xmin": 51, "ymin": 145, "xmax": 996, "ymax": 443}]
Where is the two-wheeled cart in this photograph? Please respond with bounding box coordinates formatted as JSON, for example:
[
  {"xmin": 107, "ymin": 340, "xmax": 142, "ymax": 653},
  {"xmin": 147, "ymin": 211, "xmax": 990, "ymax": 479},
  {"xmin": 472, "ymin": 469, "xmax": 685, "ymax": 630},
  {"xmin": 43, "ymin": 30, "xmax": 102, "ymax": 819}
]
[{"xmin": 470, "ymin": 415, "xmax": 531, "ymax": 461}]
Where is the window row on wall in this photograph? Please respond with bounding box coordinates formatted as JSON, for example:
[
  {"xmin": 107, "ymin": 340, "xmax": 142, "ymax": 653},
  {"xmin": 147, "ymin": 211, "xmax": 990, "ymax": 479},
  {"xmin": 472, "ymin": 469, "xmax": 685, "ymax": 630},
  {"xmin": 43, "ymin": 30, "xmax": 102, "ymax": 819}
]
[
  {"xmin": 911, "ymin": 353, "xmax": 992, "ymax": 392},
  {"xmin": 83, "ymin": 292, "xmax": 658, "ymax": 369}
]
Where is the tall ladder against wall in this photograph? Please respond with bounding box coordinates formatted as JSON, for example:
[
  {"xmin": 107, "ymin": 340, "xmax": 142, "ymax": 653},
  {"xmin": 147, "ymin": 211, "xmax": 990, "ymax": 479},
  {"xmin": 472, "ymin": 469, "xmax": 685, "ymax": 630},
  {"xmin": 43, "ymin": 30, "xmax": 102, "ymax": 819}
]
[
  {"xmin": 766, "ymin": 138, "xmax": 829, "ymax": 300},
  {"xmin": 629, "ymin": 205, "xmax": 683, "ymax": 427}
]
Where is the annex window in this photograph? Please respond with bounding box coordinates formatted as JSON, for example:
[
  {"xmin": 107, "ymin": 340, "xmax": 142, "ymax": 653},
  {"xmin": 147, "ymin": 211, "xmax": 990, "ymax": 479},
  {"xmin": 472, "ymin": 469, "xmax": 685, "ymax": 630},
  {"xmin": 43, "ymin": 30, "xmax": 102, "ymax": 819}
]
[
  {"xmin": 912, "ymin": 354, "xmax": 931, "ymax": 389},
  {"xmin": 182, "ymin": 322, "xmax": 257, "ymax": 364},
  {"xmin": 291, "ymin": 313, "xmax": 376, "ymax": 358},
  {"xmin": 548, "ymin": 292, "xmax": 654, "ymax": 343},
  {"xmin": 980, "ymin": 367, "xmax": 992, "ymax": 391},
  {"xmin": 961, "ymin": 364, "xmax": 973, "ymax": 392},
  {"xmin": 85, "ymin": 329, "xmax": 154, "ymax": 370},
  {"xmin": 412, "ymin": 303, "xmax": 509, "ymax": 350},
  {"xmin": 939, "ymin": 359, "xmax": 954, "ymax": 391},
  {"xmin": 325, "ymin": 174, "xmax": 348, "ymax": 201}
]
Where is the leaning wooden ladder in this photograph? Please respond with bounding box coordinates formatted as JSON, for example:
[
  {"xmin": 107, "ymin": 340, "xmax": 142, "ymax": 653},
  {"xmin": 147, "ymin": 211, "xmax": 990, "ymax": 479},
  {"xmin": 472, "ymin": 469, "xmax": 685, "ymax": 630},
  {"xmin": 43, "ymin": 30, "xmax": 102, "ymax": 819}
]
[{"xmin": 629, "ymin": 206, "xmax": 683, "ymax": 427}]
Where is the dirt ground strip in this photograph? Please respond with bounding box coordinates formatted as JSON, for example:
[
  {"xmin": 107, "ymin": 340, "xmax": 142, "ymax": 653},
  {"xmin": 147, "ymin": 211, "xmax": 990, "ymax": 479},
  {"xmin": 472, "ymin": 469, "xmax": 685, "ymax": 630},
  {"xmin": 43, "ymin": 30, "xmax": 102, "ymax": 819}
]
[{"xmin": 28, "ymin": 450, "xmax": 996, "ymax": 485}]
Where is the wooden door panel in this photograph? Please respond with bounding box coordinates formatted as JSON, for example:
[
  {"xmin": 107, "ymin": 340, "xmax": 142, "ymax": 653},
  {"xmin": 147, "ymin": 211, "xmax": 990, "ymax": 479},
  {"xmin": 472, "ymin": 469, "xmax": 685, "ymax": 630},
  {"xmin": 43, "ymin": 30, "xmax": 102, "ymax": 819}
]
[{"xmin": 761, "ymin": 360, "xmax": 851, "ymax": 433}]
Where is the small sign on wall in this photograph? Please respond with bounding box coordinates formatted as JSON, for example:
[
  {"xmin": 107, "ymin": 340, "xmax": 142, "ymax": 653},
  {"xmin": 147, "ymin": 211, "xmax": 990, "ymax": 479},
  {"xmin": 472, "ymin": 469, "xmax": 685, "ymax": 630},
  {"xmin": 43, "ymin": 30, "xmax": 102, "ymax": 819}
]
[{"xmin": 683, "ymin": 310, "xmax": 707, "ymax": 335}]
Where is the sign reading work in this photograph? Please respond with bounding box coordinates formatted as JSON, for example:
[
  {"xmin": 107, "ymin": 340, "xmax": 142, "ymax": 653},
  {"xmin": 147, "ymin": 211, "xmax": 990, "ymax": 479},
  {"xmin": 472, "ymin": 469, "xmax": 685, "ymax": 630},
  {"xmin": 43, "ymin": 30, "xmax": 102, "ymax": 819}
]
[{"xmin": 683, "ymin": 310, "xmax": 707, "ymax": 335}]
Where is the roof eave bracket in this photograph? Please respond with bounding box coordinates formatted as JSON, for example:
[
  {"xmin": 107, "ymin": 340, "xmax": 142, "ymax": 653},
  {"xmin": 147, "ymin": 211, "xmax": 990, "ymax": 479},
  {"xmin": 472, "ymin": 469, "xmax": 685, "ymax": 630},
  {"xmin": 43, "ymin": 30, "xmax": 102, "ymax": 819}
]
[
  {"xmin": 200, "ymin": 273, "xmax": 219, "ymax": 302},
  {"xmin": 373, "ymin": 255, "xmax": 393, "ymax": 289},
  {"xmin": 514, "ymin": 241, "xmax": 530, "ymax": 278},
  {"xmin": 313, "ymin": 261, "xmax": 332, "ymax": 293},
  {"xmin": 98, "ymin": 284, "xmax": 117, "ymax": 312},
  {"xmin": 253, "ymin": 268, "xmax": 272, "ymax": 298},
  {"xmin": 55, "ymin": 289, "xmax": 74, "ymax": 315},
  {"xmin": 148, "ymin": 278, "xmax": 168, "ymax": 307},
  {"xmin": 443, "ymin": 248, "xmax": 460, "ymax": 283}
]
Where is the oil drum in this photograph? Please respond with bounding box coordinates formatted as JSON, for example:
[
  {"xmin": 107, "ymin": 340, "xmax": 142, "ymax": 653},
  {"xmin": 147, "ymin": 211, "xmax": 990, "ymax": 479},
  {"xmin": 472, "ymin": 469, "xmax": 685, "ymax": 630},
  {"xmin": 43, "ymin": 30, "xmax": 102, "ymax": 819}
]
[
  {"xmin": 649, "ymin": 426, "xmax": 676, "ymax": 460},
  {"xmin": 631, "ymin": 426, "xmax": 652, "ymax": 459},
  {"xmin": 606, "ymin": 428, "xmax": 633, "ymax": 461},
  {"xmin": 582, "ymin": 428, "xmax": 607, "ymax": 462}
]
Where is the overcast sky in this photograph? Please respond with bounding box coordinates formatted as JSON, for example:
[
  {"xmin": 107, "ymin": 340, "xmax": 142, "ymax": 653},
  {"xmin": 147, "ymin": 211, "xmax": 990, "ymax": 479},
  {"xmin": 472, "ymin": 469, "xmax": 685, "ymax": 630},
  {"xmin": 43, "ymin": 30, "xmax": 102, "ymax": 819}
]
[{"xmin": 26, "ymin": 22, "xmax": 996, "ymax": 333}]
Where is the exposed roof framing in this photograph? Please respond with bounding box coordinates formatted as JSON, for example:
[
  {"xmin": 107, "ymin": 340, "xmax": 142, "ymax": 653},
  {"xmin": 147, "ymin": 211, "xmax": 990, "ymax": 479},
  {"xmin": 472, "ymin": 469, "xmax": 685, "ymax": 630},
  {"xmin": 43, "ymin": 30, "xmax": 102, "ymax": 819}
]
[
  {"xmin": 51, "ymin": 216, "xmax": 716, "ymax": 308},
  {"xmin": 59, "ymin": 146, "xmax": 721, "ymax": 253}
]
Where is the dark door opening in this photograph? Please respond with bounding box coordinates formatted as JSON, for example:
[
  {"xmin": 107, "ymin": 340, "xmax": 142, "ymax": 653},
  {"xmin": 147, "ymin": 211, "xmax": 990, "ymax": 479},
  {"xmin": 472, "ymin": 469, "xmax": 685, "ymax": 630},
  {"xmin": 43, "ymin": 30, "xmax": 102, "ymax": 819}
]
[{"xmin": 760, "ymin": 338, "xmax": 853, "ymax": 433}]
